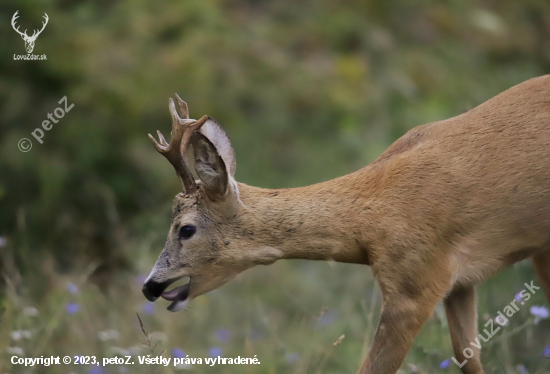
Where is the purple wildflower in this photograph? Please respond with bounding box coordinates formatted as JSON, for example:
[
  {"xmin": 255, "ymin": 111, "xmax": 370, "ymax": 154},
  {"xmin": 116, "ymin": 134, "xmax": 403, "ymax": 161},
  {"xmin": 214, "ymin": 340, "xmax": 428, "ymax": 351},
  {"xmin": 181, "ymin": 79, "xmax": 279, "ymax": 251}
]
[
  {"xmin": 172, "ymin": 348, "xmax": 185, "ymax": 359},
  {"xmin": 66, "ymin": 282, "xmax": 78, "ymax": 294},
  {"xmin": 285, "ymin": 352, "xmax": 299, "ymax": 364},
  {"xmin": 65, "ymin": 302, "xmax": 79, "ymax": 314},
  {"xmin": 318, "ymin": 309, "xmax": 336, "ymax": 326},
  {"xmin": 439, "ymin": 359, "xmax": 450, "ymax": 369},
  {"xmin": 544, "ymin": 345, "xmax": 550, "ymax": 357},
  {"xmin": 208, "ymin": 347, "xmax": 223, "ymax": 357},
  {"xmin": 516, "ymin": 364, "xmax": 529, "ymax": 374},
  {"xmin": 215, "ymin": 328, "xmax": 231, "ymax": 343},
  {"xmin": 530, "ymin": 305, "xmax": 549, "ymax": 323},
  {"xmin": 88, "ymin": 365, "xmax": 106, "ymax": 374},
  {"xmin": 530, "ymin": 305, "xmax": 549, "ymax": 318},
  {"xmin": 136, "ymin": 274, "xmax": 148, "ymax": 285},
  {"xmin": 515, "ymin": 293, "xmax": 523, "ymax": 302},
  {"xmin": 141, "ymin": 302, "xmax": 154, "ymax": 315}
]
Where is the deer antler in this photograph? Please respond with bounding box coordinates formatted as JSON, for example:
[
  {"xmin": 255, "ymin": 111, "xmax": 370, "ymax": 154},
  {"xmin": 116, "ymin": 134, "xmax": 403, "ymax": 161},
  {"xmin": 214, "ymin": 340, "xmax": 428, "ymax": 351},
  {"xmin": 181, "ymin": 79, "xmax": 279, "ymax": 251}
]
[
  {"xmin": 30, "ymin": 13, "xmax": 48, "ymax": 38},
  {"xmin": 149, "ymin": 95, "xmax": 208, "ymax": 195},
  {"xmin": 11, "ymin": 11, "xmax": 28, "ymax": 38}
]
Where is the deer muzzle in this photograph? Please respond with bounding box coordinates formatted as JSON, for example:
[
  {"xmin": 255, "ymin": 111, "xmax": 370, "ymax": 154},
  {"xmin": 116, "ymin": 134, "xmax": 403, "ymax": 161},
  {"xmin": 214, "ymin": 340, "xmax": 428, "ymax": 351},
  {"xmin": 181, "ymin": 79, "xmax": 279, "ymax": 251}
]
[
  {"xmin": 142, "ymin": 278, "xmax": 177, "ymax": 302},
  {"xmin": 142, "ymin": 275, "xmax": 193, "ymax": 312}
]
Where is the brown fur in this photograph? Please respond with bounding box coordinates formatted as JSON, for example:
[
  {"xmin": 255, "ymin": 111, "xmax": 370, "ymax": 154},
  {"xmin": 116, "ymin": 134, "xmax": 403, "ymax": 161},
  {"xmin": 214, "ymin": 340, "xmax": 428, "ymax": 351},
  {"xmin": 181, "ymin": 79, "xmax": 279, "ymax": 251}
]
[{"xmin": 144, "ymin": 75, "xmax": 550, "ymax": 374}]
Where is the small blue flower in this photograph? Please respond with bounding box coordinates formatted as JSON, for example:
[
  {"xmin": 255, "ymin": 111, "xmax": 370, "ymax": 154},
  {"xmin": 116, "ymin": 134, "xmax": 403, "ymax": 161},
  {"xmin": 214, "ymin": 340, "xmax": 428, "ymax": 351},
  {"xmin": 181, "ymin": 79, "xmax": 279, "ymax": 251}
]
[
  {"xmin": 215, "ymin": 328, "xmax": 231, "ymax": 342},
  {"xmin": 88, "ymin": 365, "xmax": 106, "ymax": 374},
  {"xmin": 285, "ymin": 352, "xmax": 299, "ymax": 364},
  {"xmin": 530, "ymin": 305, "xmax": 549, "ymax": 318},
  {"xmin": 515, "ymin": 292, "xmax": 523, "ymax": 302},
  {"xmin": 516, "ymin": 364, "xmax": 529, "ymax": 374},
  {"xmin": 439, "ymin": 359, "xmax": 450, "ymax": 369},
  {"xmin": 544, "ymin": 345, "xmax": 550, "ymax": 357},
  {"xmin": 65, "ymin": 302, "xmax": 79, "ymax": 314},
  {"xmin": 136, "ymin": 274, "xmax": 148, "ymax": 285},
  {"xmin": 318, "ymin": 310, "xmax": 336, "ymax": 326},
  {"xmin": 172, "ymin": 347, "xmax": 185, "ymax": 359},
  {"xmin": 530, "ymin": 305, "xmax": 549, "ymax": 323},
  {"xmin": 66, "ymin": 282, "xmax": 78, "ymax": 294},
  {"xmin": 141, "ymin": 302, "xmax": 154, "ymax": 315},
  {"xmin": 208, "ymin": 347, "xmax": 222, "ymax": 357}
]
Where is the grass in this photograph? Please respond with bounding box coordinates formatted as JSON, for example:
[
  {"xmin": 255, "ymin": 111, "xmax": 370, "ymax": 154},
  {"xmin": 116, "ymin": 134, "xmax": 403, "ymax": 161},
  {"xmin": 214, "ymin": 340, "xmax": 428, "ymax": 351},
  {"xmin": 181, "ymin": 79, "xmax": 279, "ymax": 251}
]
[{"xmin": 0, "ymin": 253, "xmax": 549, "ymax": 374}]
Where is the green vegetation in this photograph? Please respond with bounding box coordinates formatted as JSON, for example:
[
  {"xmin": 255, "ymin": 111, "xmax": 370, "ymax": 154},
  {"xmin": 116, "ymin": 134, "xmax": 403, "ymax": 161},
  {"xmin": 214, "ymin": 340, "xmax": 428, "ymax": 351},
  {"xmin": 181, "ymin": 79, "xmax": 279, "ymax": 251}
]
[{"xmin": 1, "ymin": 0, "xmax": 549, "ymax": 372}]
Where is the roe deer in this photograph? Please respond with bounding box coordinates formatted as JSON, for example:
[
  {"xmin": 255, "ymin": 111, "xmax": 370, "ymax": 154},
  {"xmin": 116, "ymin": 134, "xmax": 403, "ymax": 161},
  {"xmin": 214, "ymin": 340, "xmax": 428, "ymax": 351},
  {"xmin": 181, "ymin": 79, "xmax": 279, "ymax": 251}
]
[{"xmin": 142, "ymin": 76, "xmax": 550, "ymax": 374}]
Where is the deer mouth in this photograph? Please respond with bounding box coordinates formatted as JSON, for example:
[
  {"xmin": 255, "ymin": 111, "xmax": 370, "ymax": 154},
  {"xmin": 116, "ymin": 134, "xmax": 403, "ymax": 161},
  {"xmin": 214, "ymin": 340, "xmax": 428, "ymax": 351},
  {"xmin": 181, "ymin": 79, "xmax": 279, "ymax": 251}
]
[{"xmin": 161, "ymin": 278, "xmax": 191, "ymax": 312}]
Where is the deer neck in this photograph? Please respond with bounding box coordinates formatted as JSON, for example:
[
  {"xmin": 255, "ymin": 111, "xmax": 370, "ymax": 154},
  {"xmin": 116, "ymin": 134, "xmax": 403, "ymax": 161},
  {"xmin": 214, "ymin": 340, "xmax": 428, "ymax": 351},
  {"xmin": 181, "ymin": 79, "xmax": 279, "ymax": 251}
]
[{"xmin": 237, "ymin": 171, "xmax": 376, "ymax": 265}]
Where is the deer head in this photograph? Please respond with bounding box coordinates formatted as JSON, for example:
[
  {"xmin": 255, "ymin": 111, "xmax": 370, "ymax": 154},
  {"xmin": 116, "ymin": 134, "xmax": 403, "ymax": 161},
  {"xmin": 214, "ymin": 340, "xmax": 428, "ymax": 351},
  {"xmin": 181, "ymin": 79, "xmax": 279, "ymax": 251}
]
[
  {"xmin": 142, "ymin": 96, "xmax": 283, "ymax": 312},
  {"xmin": 12, "ymin": 11, "xmax": 49, "ymax": 54}
]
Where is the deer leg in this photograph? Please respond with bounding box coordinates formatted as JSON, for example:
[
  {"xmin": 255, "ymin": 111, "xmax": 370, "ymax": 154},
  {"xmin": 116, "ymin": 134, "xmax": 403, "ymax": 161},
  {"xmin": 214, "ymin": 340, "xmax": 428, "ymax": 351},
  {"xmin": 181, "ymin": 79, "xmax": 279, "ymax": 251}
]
[
  {"xmin": 532, "ymin": 250, "xmax": 550, "ymax": 304},
  {"xmin": 357, "ymin": 288, "xmax": 444, "ymax": 374},
  {"xmin": 444, "ymin": 286, "xmax": 485, "ymax": 374}
]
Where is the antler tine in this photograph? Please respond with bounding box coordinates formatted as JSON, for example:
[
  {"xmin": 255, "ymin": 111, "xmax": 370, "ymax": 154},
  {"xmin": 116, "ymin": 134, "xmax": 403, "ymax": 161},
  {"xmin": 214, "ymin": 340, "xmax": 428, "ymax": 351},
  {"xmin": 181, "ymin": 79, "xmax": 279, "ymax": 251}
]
[
  {"xmin": 168, "ymin": 96, "xmax": 209, "ymax": 170},
  {"xmin": 155, "ymin": 130, "xmax": 169, "ymax": 147},
  {"xmin": 11, "ymin": 11, "xmax": 27, "ymax": 38},
  {"xmin": 148, "ymin": 97, "xmax": 208, "ymax": 195},
  {"xmin": 175, "ymin": 93, "xmax": 189, "ymax": 119},
  {"xmin": 33, "ymin": 13, "xmax": 49, "ymax": 38}
]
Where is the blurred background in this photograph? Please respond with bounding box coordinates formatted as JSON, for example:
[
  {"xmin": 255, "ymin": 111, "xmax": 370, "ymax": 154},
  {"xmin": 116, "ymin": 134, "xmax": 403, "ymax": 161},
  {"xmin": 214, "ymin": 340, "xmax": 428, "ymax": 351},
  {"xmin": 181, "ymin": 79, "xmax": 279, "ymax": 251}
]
[{"xmin": 1, "ymin": 0, "xmax": 550, "ymax": 373}]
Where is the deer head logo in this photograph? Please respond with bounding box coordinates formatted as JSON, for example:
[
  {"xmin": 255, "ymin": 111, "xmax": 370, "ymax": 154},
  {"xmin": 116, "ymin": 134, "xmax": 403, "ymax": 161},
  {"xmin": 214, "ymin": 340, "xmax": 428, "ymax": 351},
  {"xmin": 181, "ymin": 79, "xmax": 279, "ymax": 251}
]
[{"xmin": 11, "ymin": 11, "xmax": 49, "ymax": 54}]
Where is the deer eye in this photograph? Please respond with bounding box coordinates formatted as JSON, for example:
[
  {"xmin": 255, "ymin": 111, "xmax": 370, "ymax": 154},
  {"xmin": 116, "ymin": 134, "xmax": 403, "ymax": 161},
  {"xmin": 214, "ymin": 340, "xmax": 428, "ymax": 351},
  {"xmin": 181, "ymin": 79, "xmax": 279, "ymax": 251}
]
[{"xmin": 179, "ymin": 225, "xmax": 196, "ymax": 240}]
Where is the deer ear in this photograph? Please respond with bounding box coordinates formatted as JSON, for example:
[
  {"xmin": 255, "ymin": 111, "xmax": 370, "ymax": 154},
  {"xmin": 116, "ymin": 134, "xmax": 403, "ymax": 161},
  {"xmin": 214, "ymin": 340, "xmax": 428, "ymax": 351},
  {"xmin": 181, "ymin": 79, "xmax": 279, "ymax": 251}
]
[
  {"xmin": 191, "ymin": 132, "xmax": 229, "ymax": 198},
  {"xmin": 199, "ymin": 118, "xmax": 236, "ymax": 177}
]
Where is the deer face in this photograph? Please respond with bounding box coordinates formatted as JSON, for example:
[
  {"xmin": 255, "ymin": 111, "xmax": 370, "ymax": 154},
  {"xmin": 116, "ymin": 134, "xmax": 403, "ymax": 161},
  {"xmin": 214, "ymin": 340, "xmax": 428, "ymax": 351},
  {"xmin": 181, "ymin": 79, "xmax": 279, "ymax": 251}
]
[
  {"xmin": 143, "ymin": 189, "xmax": 254, "ymax": 312},
  {"xmin": 142, "ymin": 96, "xmax": 280, "ymax": 311}
]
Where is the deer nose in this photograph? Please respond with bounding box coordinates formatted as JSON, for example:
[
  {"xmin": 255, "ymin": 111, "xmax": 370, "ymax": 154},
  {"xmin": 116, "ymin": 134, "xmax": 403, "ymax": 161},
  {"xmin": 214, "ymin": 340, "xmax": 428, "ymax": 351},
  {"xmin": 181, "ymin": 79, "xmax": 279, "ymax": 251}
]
[{"xmin": 142, "ymin": 279, "xmax": 174, "ymax": 302}]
